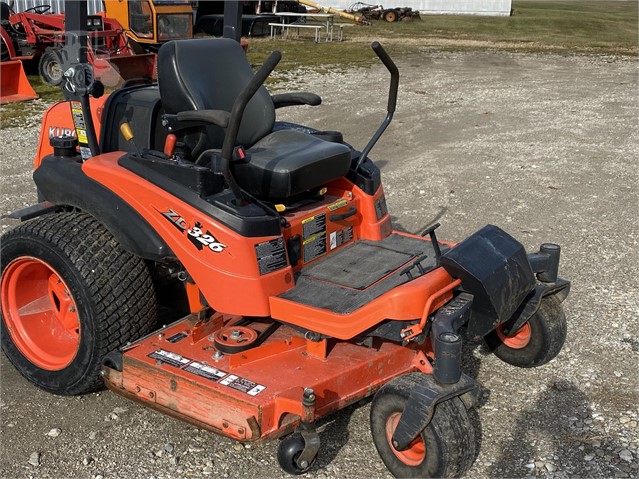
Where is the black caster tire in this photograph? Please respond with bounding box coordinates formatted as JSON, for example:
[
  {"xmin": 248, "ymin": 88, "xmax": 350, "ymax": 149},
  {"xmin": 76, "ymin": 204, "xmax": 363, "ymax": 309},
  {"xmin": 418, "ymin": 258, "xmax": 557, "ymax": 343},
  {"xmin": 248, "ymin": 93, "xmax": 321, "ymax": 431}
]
[
  {"xmin": 277, "ymin": 432, "xmax": 316, "ymax": 475},
  {"xmin": 485, "ymin": 295, "xmax": 567, "ymax": 368},
  {"xmin": 39, "ymin": 47, "xmax": 64, "ymax": 86},
  {"xmin": 1, "ymin": 212, "xmax": 157, "ymax": 395},
  {"xmin": 370, "ymin": 373, "xmax": 476, "ymax": 478}
]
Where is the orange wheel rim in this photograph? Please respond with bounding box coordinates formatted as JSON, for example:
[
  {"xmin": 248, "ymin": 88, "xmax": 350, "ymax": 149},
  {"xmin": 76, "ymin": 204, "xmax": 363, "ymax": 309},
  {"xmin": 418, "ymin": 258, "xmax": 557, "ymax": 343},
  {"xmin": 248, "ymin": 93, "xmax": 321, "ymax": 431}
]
[
  {"xmin": 385, "ymin": 412, "xmax": 426, "ymax": 466},
  {"xmin": 1, "ymin": 257, "xmax": 80, "ymax": 370},
  {"xmin": 497, "ymin": 322, "xmax": 532, "ymax": 349}
]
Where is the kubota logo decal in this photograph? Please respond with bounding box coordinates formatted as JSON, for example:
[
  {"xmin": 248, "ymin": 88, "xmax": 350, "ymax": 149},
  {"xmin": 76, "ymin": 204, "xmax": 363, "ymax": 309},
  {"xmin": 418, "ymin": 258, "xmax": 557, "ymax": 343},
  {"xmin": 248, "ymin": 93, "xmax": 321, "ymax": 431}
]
[
  {"xmin": 48, "ymin": 126, "xmax": 77, "ymax": 138},
  {"xmin": 161, "ymin": 209, "xmax": 227, "ymax": 253}
]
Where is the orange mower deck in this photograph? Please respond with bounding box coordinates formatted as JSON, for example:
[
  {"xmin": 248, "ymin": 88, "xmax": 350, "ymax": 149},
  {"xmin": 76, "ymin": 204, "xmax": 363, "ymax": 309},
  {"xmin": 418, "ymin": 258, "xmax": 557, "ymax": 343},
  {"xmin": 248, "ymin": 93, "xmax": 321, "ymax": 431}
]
[{"xmin": 103, "ymin": 312, "xmax": 433, "ymax": 441}]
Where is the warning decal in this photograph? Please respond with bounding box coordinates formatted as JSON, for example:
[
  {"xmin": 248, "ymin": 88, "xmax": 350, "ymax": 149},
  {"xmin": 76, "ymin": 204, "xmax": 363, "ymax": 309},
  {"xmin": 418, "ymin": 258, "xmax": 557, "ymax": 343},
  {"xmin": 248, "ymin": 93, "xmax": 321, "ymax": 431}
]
[
  {"xmin": 184, "ymin": 362, "xmax": 227, "ymax": 382},
  {"xmin": 148, "ymin": 349, "xmax": 191, "ymax": 368},
  {"xmin": 255, "ymin": 238, "xmax": 288, "ymax": 275},
  {"xmin": 328, "ymin": 199, "xmax": 348, "ymax": 211},
  {"xmin": 302, "ymin": 213, "xmax": 327, "ymax": 263},
  {"xmin": 302, "ymin": 213, "xmax": 326, "ymax": 240},
  {"xmin": 219, "ymin": 374, "xmax": 266, "ymax": 396},
  {"xmin": 329, "ymin": 226, "xmax": 354, "ymax": 250},
  {"xmin": 374, "ymin": 195, "xmax": 389, "ymax": 221},
  {"xmin": 303, "ymin": 234, "xmax": 326, "ymax": 262}
]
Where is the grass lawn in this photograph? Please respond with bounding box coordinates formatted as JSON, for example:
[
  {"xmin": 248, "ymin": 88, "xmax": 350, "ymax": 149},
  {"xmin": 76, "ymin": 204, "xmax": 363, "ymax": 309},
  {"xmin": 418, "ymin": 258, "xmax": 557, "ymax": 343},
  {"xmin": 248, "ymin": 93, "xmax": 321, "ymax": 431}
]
[
  {"xmin": 1, "ymin": 1, "xmax": 636, "ymax": 127},
  {"xmin": 247, "ymin": 0, "xmax": 637, "ymax": 67}
]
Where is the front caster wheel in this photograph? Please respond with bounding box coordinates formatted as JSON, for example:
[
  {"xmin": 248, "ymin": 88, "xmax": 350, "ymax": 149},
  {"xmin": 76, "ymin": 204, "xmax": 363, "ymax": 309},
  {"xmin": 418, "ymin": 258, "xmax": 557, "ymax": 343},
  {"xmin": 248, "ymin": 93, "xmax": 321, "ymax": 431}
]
[
  {"xmin": 370, "ymin": 374, "xmax": 476, "ymax": 478},
  {"xmin": 485, "ymin": 295, "xmax": 567, "ymax": 368},
  {"xmin": 277, "ymin": 432, "xmax": 317, "ymax": 475}
]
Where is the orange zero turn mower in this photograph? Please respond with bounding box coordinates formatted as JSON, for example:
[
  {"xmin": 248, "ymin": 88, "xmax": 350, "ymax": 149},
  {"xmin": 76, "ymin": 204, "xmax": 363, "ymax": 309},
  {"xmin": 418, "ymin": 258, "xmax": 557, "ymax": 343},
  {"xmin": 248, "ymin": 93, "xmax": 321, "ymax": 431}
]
[{"xmin": 0, "ymin": 2, "xmax": 570, "ymax": 477}]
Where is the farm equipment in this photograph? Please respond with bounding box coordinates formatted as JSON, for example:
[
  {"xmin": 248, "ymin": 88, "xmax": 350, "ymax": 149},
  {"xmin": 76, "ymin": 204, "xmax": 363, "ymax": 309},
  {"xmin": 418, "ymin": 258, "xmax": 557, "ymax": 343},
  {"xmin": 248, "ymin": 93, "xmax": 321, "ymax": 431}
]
[
  {"xmin": 347, "ymin": 2, "xmax": 421, "ymax": 22},
  {"xmin": 299, "ymin": 0, "xmax": 365, "ymax": 23},
  {"xmin": 0, "ymin": 59, "xmax": 37, "ymax": 103},
  {"xmin": 1, "ymin": 1, "xmax": 570, "ymax": 477},
  {"xmin": 0, "ymin": 1, "xmax": 155, "ymax": 86},
  {"xmin": 103, "ymin": 0, "xmax": 193, "ymax": 53}
]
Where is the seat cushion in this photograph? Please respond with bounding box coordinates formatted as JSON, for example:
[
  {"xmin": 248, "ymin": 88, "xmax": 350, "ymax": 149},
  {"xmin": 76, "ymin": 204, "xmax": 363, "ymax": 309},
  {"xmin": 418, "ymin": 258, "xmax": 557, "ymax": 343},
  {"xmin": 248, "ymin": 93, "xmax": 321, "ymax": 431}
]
[{"xmin": 233, "ymin": 130, "xmax": 352, "ymax": 198}]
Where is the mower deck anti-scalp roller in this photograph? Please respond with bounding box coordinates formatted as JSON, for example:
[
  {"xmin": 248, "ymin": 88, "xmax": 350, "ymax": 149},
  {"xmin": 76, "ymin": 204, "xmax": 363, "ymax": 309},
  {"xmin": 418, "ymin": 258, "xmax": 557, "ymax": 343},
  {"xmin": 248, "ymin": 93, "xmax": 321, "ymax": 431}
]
[{"xmin": 0, "ymin": 2, "xmax": 570, "ymax": 477}]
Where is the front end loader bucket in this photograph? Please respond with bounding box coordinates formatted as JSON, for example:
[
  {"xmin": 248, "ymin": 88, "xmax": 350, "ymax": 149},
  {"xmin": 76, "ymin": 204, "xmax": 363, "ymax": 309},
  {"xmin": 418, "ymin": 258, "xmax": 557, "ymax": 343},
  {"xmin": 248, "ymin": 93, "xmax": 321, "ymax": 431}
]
[
  {"xmin": 92, "ymin": 53, "xmax": 156, "ymax": 87},
  {"xmin": 0, "ymin": 60, "xmax": 38, "ymax": 104}
]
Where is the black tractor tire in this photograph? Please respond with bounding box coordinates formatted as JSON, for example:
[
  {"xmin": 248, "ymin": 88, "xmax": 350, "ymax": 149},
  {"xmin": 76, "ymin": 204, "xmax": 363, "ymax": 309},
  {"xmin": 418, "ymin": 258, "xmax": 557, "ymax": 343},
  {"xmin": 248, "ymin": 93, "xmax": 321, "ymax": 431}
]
[
  {"xmin": 485, "ymin": 295, "xmax": 567, "ymax": 368},
  {"xmin": 0, "ymin": 212, "xmax": 157, "ymax": 395},
  {"xmin": 383, "ymin": 9, "xmax": 399, "ymax": 22},
  {"xmin": 1, "ymin": 38, "xmax": 9, "ymax": 61},
  {"xmin": 370, "ymin": 373, "xmax": 476, "ymax": 478},
  {"xmin": 277, "ymin": 432, "xmax": 316, "ymax": 475},
  {"xmin": 39, "ymin": 47, "xmax": 64, "ymax": 86}
]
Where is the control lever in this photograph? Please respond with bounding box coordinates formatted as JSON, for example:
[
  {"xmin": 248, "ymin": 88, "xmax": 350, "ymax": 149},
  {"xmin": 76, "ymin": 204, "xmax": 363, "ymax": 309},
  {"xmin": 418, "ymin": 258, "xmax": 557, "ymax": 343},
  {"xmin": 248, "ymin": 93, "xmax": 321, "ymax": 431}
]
[
  {"xmin": 220, "ymin": 50, "xmax": 282, "ymax": 204},
  {"xmin": 356, "ymin": 42, "xmax": 400, "ymax": 170}
]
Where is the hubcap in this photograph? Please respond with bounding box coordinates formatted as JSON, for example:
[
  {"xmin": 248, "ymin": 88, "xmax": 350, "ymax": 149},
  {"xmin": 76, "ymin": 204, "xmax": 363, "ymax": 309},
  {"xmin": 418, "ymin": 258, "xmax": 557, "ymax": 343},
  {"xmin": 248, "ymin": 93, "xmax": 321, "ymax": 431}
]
[
  {"xmin": 385, "ymin": 412, "xmax": 426, "ymax": 466},
  {"xmin": 497, "ymin": 322, "xmax": 532, "ymax": 349},
  {"xmin": 46, "ymin": 60, "xmax": 62, "ymax": 82},
  {"xmin": 1, "ymin": 257, "xmax": 80, "ymax": 370}
]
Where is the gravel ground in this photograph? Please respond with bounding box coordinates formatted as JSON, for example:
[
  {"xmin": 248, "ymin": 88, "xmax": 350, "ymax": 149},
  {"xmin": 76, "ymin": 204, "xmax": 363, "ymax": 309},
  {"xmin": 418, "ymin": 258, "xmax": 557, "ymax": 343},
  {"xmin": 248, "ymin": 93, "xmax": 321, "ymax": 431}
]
[{"xmin": 1, "ymin": 49, "xmax": 638, "ymax": 479}]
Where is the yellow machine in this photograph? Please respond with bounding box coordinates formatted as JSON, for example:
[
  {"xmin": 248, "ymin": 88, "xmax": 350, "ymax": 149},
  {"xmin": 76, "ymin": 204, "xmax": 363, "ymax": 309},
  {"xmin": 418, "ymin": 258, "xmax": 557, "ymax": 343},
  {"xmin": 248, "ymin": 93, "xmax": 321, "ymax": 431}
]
[{"xmin": 103, "ymin": 0, "xmax": 193, "ymax": 52}]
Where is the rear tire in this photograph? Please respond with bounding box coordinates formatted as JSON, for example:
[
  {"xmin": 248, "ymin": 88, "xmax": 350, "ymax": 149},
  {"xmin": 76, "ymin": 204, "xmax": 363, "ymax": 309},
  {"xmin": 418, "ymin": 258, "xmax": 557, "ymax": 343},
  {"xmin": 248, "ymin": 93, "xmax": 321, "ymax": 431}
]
[
  {"xmin": 370, "ymin": 373, "xmax": 476, "ymax": 478},
  {"xmin": 383, "ymin": 9, "xmax": 399, "ymax": 22},
  {"xmin": 1, "ymin": 212, "xmax": 157, "ymax": 395},
  {"xmin": 1, "ymin": 38, "xmax": 10, "ymax": 61},
  {"xmin": 485, "ymin": 295, "xmax": 567, "ymax": 368},
  {"xmin": 39, "ymin": 47, "xmax": 64, "ymax": 86}
]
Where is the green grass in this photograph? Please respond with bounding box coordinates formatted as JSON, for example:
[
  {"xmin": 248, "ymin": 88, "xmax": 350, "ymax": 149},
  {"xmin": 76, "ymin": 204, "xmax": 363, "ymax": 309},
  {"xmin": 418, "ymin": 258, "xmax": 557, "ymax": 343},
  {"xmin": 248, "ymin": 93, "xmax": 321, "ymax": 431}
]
[
  {"xmin": 246, "ymin": 0, "xmax": 636, "ymax": 71},
  {"xmin": 365, "ymin": 0, "xmax": 638, "ymax": 53},
  {"xmin": 2, "ymin": 1, "xmax": 636, "ymax": 128}
]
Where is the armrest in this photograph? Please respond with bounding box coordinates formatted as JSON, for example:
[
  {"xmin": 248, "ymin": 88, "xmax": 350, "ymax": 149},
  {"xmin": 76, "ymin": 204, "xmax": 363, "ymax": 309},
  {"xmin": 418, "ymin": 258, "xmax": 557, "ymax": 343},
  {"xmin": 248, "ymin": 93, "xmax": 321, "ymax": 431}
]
[
  {"xmin": 176, "ymin": 110, "xmax": 231, "ymax": 128},
  {"xmin": 162, "ymin": 109, "xmax": 231, "ymax": 132},
  {"xmin": 271, "ymin": 92, "xmax": 322, "ymax": 109}
]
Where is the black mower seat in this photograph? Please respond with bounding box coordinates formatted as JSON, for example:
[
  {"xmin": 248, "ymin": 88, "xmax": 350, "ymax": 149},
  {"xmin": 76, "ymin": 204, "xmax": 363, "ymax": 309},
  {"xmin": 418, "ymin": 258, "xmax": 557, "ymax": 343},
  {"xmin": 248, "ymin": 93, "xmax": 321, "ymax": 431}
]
[
  {"xmin": 158, "ymin": 38, "xmax": 352, "ymax": 198},
  {"xmin": 235, "ymin": 130, "xmax": 351, "ymax": 198}
]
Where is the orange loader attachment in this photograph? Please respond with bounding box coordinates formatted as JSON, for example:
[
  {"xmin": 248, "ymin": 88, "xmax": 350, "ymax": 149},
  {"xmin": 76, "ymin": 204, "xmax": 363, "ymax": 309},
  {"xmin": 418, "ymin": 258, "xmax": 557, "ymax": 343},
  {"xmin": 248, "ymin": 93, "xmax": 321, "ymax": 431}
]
[{"xmin": 0, "ymin": 60, "xmax": 38, "ymax": 104}]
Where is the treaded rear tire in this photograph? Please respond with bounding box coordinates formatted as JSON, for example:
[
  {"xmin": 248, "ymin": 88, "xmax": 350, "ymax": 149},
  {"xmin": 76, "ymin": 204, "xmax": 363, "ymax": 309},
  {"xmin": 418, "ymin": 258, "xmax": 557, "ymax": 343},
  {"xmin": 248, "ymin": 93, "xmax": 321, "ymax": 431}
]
[
  {"xmin": 370, "ymin": 373, "xmax": 476, "ymax": 478},
  {"xmin": 1, "ymin": 212, "xmax": 157, "ymax": 395},
  {"xmin": 38, "ymin": 47, "xmax": 64, "ymax": 86}
]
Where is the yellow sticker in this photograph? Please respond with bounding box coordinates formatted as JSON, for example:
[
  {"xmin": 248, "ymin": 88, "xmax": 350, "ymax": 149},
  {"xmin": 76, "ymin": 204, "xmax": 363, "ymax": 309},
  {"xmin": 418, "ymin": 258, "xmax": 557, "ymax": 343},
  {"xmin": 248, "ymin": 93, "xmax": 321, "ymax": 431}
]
[
  {"xmin": 301, "ymin": 215, "xmax": 315, "ymax": 225},
  {"xmin": 76, "ymin": 129, "xmax": 88, "ymax": 144},
  {"xmin": 328, "ymin": 199, "xmax": 348, "ymax": 211}
]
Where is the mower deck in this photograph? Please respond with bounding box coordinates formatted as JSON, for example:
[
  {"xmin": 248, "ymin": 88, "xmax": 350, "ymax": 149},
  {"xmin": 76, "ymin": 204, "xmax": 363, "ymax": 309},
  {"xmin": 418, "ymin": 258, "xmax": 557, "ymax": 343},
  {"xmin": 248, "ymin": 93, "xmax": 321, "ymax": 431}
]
[{"xmin": 103, "ymin": 313, "xmax": 428, "ymax": 441}]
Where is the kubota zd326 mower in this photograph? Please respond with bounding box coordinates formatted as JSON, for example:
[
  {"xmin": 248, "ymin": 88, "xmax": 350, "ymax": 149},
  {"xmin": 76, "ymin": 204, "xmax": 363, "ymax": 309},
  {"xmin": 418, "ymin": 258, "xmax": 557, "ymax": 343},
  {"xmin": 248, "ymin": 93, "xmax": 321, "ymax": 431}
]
[{"xmin": 1, "ymin": 2, "xmax": 570, "ymax": 477}]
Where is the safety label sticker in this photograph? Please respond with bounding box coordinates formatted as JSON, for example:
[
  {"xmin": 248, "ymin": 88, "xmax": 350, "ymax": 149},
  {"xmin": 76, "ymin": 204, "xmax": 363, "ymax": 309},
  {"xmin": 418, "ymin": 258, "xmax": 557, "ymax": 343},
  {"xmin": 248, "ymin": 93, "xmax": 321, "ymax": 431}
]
[
  {"xmin": 303, "ymin": 233, "xmax": 326, "ymax": 263},
  {"xmin": 219, "ymin": 374, "xmax": 266, "ymax": 396},
  {"xmin": 70, "ymin": 101, "xmax": 88, "ymax": 146},
  {"xmin": 328, "ymin": 199, "xmax": 348, "ymax": 211},
  {"xmin": 302, "ymin": 213, "xmax": 326, "ymax": 240},
  {"xmin": 148, "ymin": 349, "xmax": 191, "ymax": 368},
  {"xmin": 184, "ymin": 362, "xmax": 227, "ymax": 382},
  {"xmin": 255, "ymin": 237, "xmax": 288, "ymax": 275},
  {"xmin": 375, "ymin": 195, "xmax": 389, "ymax": 221},
  {"xmin": 329, "ymin": 226, "xmax": 353, "ymax": 250}
]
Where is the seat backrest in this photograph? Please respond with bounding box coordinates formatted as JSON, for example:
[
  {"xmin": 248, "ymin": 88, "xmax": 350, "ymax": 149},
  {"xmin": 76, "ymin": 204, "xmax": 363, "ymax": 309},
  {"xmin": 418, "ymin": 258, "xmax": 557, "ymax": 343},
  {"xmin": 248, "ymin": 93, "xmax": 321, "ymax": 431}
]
[{"xmin": 158, "ymin": 38, "xmax": 275, "ymax": 153}]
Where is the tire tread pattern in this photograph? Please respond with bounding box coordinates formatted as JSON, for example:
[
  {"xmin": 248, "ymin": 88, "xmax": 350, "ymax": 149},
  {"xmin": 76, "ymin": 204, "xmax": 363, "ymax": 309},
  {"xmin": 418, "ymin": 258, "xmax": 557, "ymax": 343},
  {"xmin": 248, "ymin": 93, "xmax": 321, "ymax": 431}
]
[{"xmin": 1, "ymin": 212, "xmax": 157, "ymax": 394}]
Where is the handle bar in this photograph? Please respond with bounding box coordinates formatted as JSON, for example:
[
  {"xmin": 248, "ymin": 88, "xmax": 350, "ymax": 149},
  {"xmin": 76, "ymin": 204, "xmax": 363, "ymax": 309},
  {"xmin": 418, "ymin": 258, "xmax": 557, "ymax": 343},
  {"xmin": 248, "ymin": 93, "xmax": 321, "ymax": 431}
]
[
  {"xmin": 371, "ymin": 41, "xmax": 399, "ymax": 114},
  {"xmin": 356, "ymin": 42, "xmax": 400, "ymax": 170},
  {"xmin": 221, "ymin": 50, "xmax": 282, "ymax": 161}
]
